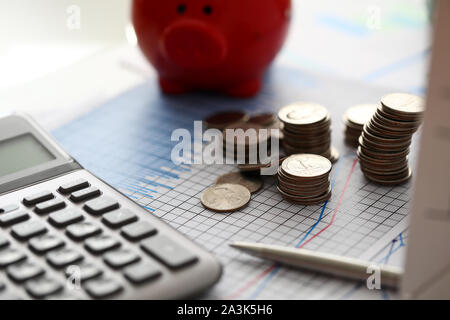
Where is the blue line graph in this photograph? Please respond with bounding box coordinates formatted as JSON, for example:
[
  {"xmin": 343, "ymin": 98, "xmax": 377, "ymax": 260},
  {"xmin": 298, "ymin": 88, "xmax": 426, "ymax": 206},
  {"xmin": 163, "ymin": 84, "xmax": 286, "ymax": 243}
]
[
  {"xmin": 340, "ymin": 232, "xmax": 406, "ymax": 300},
  {"xmin": 248, "ymin": 154, "xmax": 348, "ymax": 299}
]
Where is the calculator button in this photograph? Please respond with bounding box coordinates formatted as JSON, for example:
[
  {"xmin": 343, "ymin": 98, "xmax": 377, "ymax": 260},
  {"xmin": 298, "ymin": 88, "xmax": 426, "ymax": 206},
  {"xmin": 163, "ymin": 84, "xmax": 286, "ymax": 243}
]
[
  {"xmin": 84, "ymin": 277, "xmax": 123, "ymax": 299},
  {"xmin": 58, "ymin": 179, "xmax": 90, "ymax": 195},
  {"xmin": 123, "ymin": 261, "xmax": 161, "ymax": 284},
  {"xmin": 85, "ymin": 235, "xmax": 121, "ymax": 255},
  {"xmin": 0, "ymin": 204, "xmax": 19, "ymax": 214},
  {"xmin": 0, "ymin": 234, "xmax": 9, "ymax": 249},
  {"xmin": 84, "ymin": 197, "xmax": 119, "ymax": 216},
  {"xmin": 34, "ymin": 198, "xmax": 66, "ymax": 215},
  {"xmin": 0, "ymin": 211, "xmax": 29, "ymax": 227},
  {"xmin": 66, "ymin": 222, "xmax": 102, "ymax": 241},
  {"xmin": 102, "ymin": 209, "xmax": 138, "ymax": 229},
  {"xmin": 7, "ymin": 261, "xmax": 45, "ymax": 283},
  {"xmin": 47, "ymin": 248, "xmax": 83, "ymax": 269},
  {"xmin": 25, "ymin": 277, "xmax": 63, "ymax": 299},
  {"xmin": 11, "ymin": 220, "xmax": 47, "ymax": 241},
  {"xmin": 70, "ymin": 187, "xmax": 101, "ymax": 203},
  {"xmin": 29, "ymin": 235, "xmax": 65, "ymax": 254},
  {"xmin": 65, "ymin": 263, "xmax": 103, "ymax": 282},
  {"xmin": 48, "ymin": 209, "xmax": 84, "ymax": 228},
  {"xmin": 104, "ymin": 249, "xmax": 141, "ymax": 269},
  {"xmin": 0, "ymin": 248, "xmax": 27, "ymax": 268},
  {"xmin": 121, "ymin": 221, "xmax": 157, "ymax": 241},
  {"xmin": 141, "ymin": 235, "xmax": 198, "ymax": 269},
  {"xmin": 23, "ymin": 191, "xmax": 54, "ymax": 206}
]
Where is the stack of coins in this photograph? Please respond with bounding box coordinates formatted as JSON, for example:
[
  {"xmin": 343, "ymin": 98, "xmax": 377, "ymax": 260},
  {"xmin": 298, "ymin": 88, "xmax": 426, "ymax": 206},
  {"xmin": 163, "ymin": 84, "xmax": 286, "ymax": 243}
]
[
  {"xmin": 223, "ymin": 122, "xmax": 271, "ymax": 164},
  {"xmin": 343, "ymin": 104, "xmax": 378, "ymax": 147},
  {"xmin": 358, "ymin": 93, "xmax": 425, "ymax": 185},
  {"xmin": 277, "ymin": 154, "xmax": 332, "ymax": 205},
  {"xmin": 278, "ymin": 102, "xmax": 338, "ymax": 163}
]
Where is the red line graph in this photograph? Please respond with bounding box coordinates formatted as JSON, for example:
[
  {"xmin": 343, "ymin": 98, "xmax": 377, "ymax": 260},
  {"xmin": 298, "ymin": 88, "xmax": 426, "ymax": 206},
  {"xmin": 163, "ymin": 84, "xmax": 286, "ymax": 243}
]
[{"xmin": 225, "ymin": 158, "xmax": 359, "ymax": 299}]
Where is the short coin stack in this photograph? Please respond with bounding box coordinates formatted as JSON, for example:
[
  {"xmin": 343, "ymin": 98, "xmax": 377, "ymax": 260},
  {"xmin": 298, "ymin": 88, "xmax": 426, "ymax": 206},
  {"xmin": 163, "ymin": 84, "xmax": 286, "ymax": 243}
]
[
  {"xmin": 358, "ymin": 93, "xmax": 425, "ymax": 185},
  {"xmin": 277, "ymin": 154, "xmax": 332, "ymax": 205},
  {"xmin": 278, "ymin": 102, "xmax": 338, "ymax": 163},
  {"xmin": 343, "ymin": 104, "xmax": 377, "ymax": 147}
]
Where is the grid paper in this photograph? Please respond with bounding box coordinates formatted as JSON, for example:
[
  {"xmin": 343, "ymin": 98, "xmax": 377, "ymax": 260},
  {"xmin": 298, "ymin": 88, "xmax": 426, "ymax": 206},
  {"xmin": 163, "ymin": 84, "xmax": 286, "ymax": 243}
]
[{"xmin": 53, "ymin": 66, "xmax": 414, "ymax": 299}]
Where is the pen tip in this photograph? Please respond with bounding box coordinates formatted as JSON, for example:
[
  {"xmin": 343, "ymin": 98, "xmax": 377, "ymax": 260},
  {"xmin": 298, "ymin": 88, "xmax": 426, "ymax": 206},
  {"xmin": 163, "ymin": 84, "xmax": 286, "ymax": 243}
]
[
  {"xmin": 229, "ymin": 242, "xmax": 239, "ymax": 248},
  {"xmin": 229, "ymin": 241, "xmax": 248, "ymax": 249}
]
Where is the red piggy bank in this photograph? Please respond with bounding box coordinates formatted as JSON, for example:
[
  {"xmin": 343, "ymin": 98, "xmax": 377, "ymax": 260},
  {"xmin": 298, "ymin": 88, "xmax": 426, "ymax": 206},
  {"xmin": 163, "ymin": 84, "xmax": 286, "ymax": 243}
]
[{"xmin": 132, "ymin": 0, "xmax": 291, "ymax": 97}]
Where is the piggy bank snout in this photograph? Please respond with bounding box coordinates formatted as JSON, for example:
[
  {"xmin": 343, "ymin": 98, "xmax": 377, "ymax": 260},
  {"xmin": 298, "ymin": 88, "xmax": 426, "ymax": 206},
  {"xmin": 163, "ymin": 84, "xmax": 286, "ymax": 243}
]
[{"xmin": 161, "ymin": 20, "xmax": 227, "ymax": 69}]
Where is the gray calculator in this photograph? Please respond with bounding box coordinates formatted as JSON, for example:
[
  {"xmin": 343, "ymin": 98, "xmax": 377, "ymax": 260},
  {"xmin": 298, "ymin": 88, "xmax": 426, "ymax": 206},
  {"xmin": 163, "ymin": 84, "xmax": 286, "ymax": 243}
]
[{"xmin": 0, "ymin": 114, "xmax": 221, "ymax": 299}]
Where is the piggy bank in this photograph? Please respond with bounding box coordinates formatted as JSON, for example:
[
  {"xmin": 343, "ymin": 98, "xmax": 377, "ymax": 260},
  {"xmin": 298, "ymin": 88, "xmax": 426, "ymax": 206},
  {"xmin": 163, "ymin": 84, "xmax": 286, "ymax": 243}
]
[{"xmin": 132, "ymin": 0, "xmax": 291, "ymax": 97}]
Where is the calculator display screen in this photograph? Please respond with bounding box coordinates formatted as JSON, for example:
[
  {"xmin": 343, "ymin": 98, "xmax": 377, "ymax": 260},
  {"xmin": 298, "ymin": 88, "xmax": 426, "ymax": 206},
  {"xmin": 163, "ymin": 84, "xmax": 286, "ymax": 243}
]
[{"xmin": 0, "ymin": 134, "xmax": 55, "ymax": 177}]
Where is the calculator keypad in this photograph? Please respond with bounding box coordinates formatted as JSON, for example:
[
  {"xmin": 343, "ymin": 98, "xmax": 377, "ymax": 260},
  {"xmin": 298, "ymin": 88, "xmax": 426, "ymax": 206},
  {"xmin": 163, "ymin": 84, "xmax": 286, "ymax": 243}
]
[
  {"xmin": 121, "ymin": 221, "xmax": 157, "ymax": 241},
  {"xmin": 66, "ymin": 222, "xmax": 102, "ymax": 241},
  {"xmin": 70, "ymin": 187, "xmax": 101, "ymax": 203},
  {"xmin": 23, "ymin": 191, "xmax": 54, "ymax": 207},
  {"xmin": 0, "ymin": 204, "xmax": 19, "ymax": 214},
  {"xmin": 0, "ymin": 248, "xmax": 27, "ymax": 268},
  {"xmin": 48, "ymin": 209, "xmax": 84, "ymax": 228},
  {"xmin": 29, "ymin": 235, "xmax": 65, "ymax": 254},
  {"xmin": 25, "ymin": 277, "xmax": 63, "ymax": 299},
  {"xmin": 83, "ymin": 197, "xmax": 119, "ymax": 216},
  {"xmin": 101, "ymin": 210, "xmax": 137, "ymax": 229},
  {"xmin": 58, "ymin": 179, "xmax": 90, "ymax": 195},
  {"xmin": 0, "ymin": 174, "xmax": 201, "ymax": 300},
  {"xmin": 0, "ymin": 211, "xmax": 29, "ymax": 227},
  {"xmin": 34, "ymin": 198, "xmax": 66, "ymax": 215},
  {"xmin": 11, "ymin": 220, "xmax": 47, "ymax": 241},
  {"xmin": 7, "ymin": 261, "xmax": 45, "ymax": 283}
]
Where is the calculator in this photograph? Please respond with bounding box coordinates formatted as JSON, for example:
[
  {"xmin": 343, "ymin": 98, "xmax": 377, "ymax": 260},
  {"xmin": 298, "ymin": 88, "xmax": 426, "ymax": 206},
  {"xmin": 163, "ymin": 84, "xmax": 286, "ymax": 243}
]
[{"xmin": 0, "ymin": 114, "xmax": 222, "ymax": 299}]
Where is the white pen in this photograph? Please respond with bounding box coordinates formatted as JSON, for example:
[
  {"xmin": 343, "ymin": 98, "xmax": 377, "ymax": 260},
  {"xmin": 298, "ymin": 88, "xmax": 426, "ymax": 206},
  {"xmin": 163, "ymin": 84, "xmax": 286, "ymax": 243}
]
[{"xmin": 230, "ymin": 241, "xmax": 404, "ymax": 289}]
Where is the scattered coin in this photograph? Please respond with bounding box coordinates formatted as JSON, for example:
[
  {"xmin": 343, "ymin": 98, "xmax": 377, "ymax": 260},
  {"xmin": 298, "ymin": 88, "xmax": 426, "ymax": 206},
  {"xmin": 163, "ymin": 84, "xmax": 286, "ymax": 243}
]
[
  {"xmin": 215, "ymin": 172, "xmax": 264, "ymax": 194},
  {"xmin": 343, "ymin": 104, "xmax": 377, "ymax": 147},
  {"xmin": 204, "ymin": 111, "xmax": 249, "ymax": 130},
  {"xmin": 358, "ymin": 93, "xmax": 424, "ymax": 185},
  {"xmin": 201, "ymin": 183, "xmax": 251, "ymax": 213},
  {"xmin": 277, "ymin": 154, "xmax": 332, "ymax": 205},
  {"xmin": 278, "ymin": 102, "xmax": 338, "ymax": 163}
]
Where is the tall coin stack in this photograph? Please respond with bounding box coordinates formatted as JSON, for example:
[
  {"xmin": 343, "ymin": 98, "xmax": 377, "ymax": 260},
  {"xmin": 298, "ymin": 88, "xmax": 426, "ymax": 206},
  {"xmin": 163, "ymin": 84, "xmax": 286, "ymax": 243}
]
[
  {"xmin": 358, "ymin": 93, "xmax": 425, "ymax": 185},
  {"xmin": 277, "ymin": 154, "xmax": 332, "ymax": 205},
  {"xmin": 278, "ymin": 102, "xmax": 338, "ymax": 163},
  {"xmin": 343, "ymin": 104, "xmax": 378, "ymax": 147}
]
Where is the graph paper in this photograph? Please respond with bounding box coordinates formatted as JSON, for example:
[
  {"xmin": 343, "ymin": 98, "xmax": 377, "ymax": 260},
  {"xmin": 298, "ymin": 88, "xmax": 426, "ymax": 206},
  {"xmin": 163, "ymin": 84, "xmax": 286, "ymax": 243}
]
[{"xmin": 51, "ymin": 64, "xmax": 419, "ymax": 299}]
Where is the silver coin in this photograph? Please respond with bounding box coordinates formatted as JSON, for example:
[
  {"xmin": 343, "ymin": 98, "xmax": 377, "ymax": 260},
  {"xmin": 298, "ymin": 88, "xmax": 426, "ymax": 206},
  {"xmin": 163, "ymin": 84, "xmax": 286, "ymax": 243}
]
[{"xmin": 201, "ymin": 183, "xmax": 251, "ymax": 213}]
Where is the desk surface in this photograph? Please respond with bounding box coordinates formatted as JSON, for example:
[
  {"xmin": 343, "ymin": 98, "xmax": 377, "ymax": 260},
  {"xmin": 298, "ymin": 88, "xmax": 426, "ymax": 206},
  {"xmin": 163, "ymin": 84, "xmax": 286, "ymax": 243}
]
[{"xmin": 2, "ymin": 0, "xmax": 431, "ymax": 300}]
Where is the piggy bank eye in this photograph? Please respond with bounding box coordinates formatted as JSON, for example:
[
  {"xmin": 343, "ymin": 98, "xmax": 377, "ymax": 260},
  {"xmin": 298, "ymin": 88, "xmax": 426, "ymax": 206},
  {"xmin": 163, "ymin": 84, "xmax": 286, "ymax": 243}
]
[
  {"xmin": 177, "ymin": 4, "xmax": 187, "ymax": 14},
  {"xmin": 203, "ymin": 5, "xmax": 213, "ymax": 15}
]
